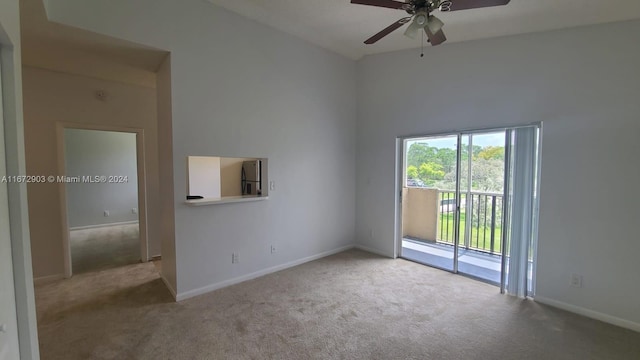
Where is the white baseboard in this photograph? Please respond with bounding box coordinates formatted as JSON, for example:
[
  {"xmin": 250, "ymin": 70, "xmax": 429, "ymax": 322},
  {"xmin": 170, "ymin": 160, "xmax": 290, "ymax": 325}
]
[
  {"xmin": 70, "ymin": 220, "xmax": 139, "ymax": 231},
  {"xmin": 534, "ymin": 296, "xmax": 640, "ymax": 333},
  {"xmin": 355, "ymin": 244, "xmax": 393, "ymax": 258},
  {"xmin": 33, "ymin": 274, "xmax": 64, "ymax": 285},
  {"xmin": 160, "ymin": 273, "xmax": 177, "ymax": 301},
  {"xmin": 175, "ymin": 244, "xmax": 356, "ymax": 302}
]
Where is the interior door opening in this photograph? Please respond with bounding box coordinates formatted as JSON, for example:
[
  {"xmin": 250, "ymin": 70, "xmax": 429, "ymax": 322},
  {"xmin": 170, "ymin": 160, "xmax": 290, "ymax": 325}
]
[
  {"xmin": 62, "ymin": 128, "xmax": 144, "ymax": 275},
  {"xmin": 398, "ymin": 125, "xmax": 541, "ymax": 295}
]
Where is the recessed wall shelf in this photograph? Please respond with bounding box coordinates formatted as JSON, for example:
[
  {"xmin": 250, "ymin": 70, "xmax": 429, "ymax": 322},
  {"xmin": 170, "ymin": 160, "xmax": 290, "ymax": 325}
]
[
  {"xmin": 186, "ymin": 156, "xmax": 269, "ymax": 205},
  {"xmin": 184, "ymin": 195, "xmax": 268, "ymax": 207}
]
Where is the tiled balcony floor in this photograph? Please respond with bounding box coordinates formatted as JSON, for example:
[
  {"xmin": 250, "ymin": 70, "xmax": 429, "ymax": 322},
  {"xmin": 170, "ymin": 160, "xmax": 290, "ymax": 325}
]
[{"xmin": 402, "ymin": 239, "xmax": 501, "ymax": 284}]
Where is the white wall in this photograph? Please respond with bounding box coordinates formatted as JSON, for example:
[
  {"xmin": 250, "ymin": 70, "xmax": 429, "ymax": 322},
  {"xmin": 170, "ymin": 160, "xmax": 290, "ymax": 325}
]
[
  {"xmin": 0, "ymin": 1, "xmax": 40, "ymax": 358},
  {"xmin": 187, "ymin": 156, "xmax": 221, "ymax": 199},
  {"xmin": 155, "ymin": 55, "xmax": 177, "ymax": 294},
  {"xmin": 45, "ymin": 0, "xmax": 357, "ymax": 297},
  {"xmin": 356, "ymin": 21, "xmax": 640, "ymax": 328},
  {"xmin": 23, "ymin": 66, "xmax": 161, "ymax": 278},
  {"xmin": 64, "ymin": 129, "xmax": 139, "ymax": 228}
]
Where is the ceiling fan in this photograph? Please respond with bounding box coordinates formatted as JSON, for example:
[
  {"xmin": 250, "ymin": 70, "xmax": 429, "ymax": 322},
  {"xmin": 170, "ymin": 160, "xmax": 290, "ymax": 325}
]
[{"xmin": 352, "ymin": 0, "xmax": 511, "ymax": 46}]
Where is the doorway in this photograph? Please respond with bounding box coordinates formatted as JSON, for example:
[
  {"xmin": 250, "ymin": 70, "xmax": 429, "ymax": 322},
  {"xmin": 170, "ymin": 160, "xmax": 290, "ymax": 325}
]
[
  {"xmin": 59, "ymin": 126, "xmax": 148, "ymax": 276},
  {"xmin": 398, "ymin": 125, "xmax": 541, "ymax": 295}
]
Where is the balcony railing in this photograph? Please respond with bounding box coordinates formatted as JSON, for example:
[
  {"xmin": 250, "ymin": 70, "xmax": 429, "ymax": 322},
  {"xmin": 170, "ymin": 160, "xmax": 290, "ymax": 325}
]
[{"xmin": 438, "ymin": 190, "xmax": 503, "ymax": 255}]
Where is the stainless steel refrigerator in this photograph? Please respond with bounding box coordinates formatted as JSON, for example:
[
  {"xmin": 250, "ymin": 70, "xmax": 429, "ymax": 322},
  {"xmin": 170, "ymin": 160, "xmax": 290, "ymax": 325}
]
[{"xmin": 241, "ymin": 160, "xmax": 262, "ymax": 195}]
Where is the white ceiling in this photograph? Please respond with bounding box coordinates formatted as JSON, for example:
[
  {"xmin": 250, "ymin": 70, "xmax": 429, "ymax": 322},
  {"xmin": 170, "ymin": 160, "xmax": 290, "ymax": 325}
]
[{"xmin": 205, "ymin": 0, "xmax": 640, "ymax": 59}]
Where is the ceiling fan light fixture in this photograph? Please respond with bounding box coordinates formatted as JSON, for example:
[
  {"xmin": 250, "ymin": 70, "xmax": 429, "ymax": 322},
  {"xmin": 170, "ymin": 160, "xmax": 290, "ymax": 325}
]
[
  {"xmin": 403, "ymin": 17, "xmax": 422, "ymax": 39},
  {"xmin": 426, "ymin": 15, "xmax": 444, "ymax": 34}
]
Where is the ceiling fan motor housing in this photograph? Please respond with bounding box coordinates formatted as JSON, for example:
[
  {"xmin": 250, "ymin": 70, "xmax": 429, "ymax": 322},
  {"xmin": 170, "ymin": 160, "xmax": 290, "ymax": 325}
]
[{"xmin": 405, "ymin": 0, "xmax": 444, "ymax": 15}]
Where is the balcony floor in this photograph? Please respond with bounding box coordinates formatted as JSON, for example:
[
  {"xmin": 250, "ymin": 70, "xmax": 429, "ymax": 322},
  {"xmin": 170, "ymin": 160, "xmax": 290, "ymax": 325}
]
[{"xmin": 401, "ymin": 239, "xmax": 501, "ymax": 285}]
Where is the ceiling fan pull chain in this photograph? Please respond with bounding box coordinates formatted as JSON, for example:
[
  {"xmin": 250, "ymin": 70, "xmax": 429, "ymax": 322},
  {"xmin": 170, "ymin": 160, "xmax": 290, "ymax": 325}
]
[{"xmin": 421, "ymin": 29, "xmax": 425, "ymax": 58}]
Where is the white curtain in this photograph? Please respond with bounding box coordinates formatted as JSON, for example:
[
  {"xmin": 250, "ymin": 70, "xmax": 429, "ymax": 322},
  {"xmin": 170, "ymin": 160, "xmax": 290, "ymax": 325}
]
[{"xmin": 505, "ymin": 127, "xmax": 538, "ymax": 297}]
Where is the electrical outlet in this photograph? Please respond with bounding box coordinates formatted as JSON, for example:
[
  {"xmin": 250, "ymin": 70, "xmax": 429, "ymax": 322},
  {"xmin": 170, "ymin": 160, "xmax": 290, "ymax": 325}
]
[
  {"xmin": 104, "ymin": 210, "xmax": 110, "ymax": 217},
  {"xmin": 132, "ymin": 208, "xmax": 138, "ymax": 214},
  {"xmin": 232, "ymin": 253, "xmax": 239, "ymax": 264},
  {"xmin": 570, "ymin": 273, "xmax": 583, "ymax": 288},
  {"xmin": 271, "ymin": 245, "xmax": 277, "ymax": 254},
  {"xmin": 269, "ymin": 181, "xmax": 275, "ymax": 191}
]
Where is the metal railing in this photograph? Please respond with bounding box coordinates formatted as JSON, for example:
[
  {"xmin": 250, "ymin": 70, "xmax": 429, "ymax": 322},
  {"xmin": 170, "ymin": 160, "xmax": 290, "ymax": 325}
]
[{"xmin": 438, "ymin": 190, "xmax": 503, "ymax": 255}]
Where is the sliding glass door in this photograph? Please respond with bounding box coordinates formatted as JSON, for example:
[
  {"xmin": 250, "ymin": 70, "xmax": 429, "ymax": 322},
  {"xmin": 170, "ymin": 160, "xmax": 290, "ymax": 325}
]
[
  {"xmin": 400, "ymin": 134, "xmax": 460, "ymax": 272},
  {"xmin": 399, "ymin": 125, "xmax": 541, "ymax": 295}
]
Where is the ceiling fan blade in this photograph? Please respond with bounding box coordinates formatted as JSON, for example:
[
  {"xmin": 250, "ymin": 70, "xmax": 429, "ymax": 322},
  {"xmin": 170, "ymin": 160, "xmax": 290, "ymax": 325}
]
[
  {"xmin": 425, "ymin": 27, "xmax": 447, "ymax": 46},
  {"xmin": 441, "ymin": 0, "xmax": 510, "ymax": 12},
  {"xmin": 365, "ymin": 17, "xmax": 411, "ymax": 44},
  {"xmin": 351, "ymin": 0, "xmax": 405, "ymax": 10}
]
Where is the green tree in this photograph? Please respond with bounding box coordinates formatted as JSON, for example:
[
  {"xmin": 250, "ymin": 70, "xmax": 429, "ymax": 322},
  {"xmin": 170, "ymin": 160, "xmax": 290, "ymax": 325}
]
[
  {"xmin": 407, "ymin": 165, "xmax": 419, "ymax": 180},
  {"xmin": 407, "ymin": 143, "xmax": 437, "ymax": 168},
  {"xmin": 406, "ymin": 142, "xmax": 505, "ymax": 191},
  {"xmin": 477, "ymin": 146, "xmax": 505, "ymax": 161},
  {"xmin": 471, "ymin": 158, "xmax": 504, "ymax": 192},
  {"xmin": 461, "ymin": 144, "xmax": 482, "ymax": 162},
  {"xmin": 418, "ymin": 163, "xmax": 445, "ymax": 185},
  {"xmin": 435, "ymin": 148, "xmax": 456, "ymax": 174}
]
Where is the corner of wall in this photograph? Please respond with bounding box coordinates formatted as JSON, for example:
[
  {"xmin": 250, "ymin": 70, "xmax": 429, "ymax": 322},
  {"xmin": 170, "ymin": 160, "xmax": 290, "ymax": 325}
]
[
  {"xmin": 0, "ymin": 5, "xmax": 41, "ymax": 356},
  {"xmin": 156, "ymin": 54, "xmax": 177, "ymax": 293}
]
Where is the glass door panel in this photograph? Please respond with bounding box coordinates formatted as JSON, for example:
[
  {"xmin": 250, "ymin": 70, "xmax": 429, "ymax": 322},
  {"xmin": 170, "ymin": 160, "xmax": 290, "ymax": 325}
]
[
  {"xmin": 456, "ymin": 132, "xmax": 506, "ymax": 285},
  {"xmin": 401, "ymin": 135, "xmax": 459, "ymax": 272}
]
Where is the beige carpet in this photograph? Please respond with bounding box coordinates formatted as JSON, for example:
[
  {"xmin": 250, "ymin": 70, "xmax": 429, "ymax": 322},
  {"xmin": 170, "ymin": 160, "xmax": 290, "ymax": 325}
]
[
  {"xmin": 35, "ymin": 249, "xmax": 640, "ymax": 359},
  {"xmin": 70, "ymin": 223, "xmax": 140, "ymax": 274}
]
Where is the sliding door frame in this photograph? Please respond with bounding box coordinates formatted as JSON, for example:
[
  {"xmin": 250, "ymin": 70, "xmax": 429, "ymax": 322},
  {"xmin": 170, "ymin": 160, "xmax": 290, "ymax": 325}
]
[
  {"xmin": 500, "ymin": 129, "xmax": 513, "ymax": 294},
  {"xmin": 396, "ymin": 122, "xmax": 542, "ymax": 289},
  {"xmin": 397, "ymin": 133, "xmax": 461, "ymax": 273}
]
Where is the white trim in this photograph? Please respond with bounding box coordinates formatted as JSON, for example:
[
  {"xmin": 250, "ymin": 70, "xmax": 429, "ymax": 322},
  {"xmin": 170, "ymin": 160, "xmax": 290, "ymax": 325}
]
[
  {"xmin": 397, "ymin": 121, "xmax": 542, "ymax": 141},
  {"xmin": 56, "ymin": 123, "xmax": 72, "ymax": 278},
  {"xmin": 69, "ymin": 220, "xmax": 139, "ymax": 231},
  {"xmin": 2, "ymin": 33, "xmax": 42, "ymax": 359},
  {"xmin": 185, "ymin": 195, "xmax": 268, "ymax": 206},
  {"xmin": 160, "ymin": 273, "xmax": 177, "ymax": 301},
  {"xmin": 534, "ymin": 296, "xmax": 640, "ymax": 333},
  {"xmin": 175, "ymin": 245, "xmax": 355, "ymax": 301},
  {"xmin": 57, "ymin": 122, "xmax": 150, "ymax": 279},
  {"xmin": 394, "ymin": 138, "xmax": 403, "ymax": 259},
  {"xmin": 355, "ymin": 244, "xmax": 393, "ymax": 258},
  {"xmin": 33, "ymin": 274, "xmax": 64, "ymax": 286}
]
